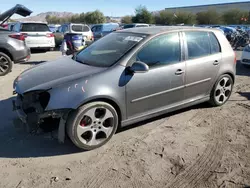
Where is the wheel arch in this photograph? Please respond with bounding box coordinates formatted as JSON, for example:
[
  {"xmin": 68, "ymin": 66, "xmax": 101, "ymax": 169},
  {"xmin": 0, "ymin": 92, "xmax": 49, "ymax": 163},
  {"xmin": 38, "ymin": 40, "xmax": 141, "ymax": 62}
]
[
  {"xmin": 0, "ymin": 48, "xmax": 13, "ymax": 61},
  {"xmin": 221, "ymin": 72, "xmax": 235, "ymax": 84},
  {"xmin": 78, "ymin": 97, "xmax": 123, "ymax": 125}
]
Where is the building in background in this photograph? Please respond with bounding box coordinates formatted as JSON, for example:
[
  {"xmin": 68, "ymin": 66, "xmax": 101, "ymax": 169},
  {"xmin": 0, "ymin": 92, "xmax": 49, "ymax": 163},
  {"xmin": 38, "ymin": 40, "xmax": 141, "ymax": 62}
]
[{"xmin": 165, "ymin": 1, "xmax": 250, "ymax": 13}]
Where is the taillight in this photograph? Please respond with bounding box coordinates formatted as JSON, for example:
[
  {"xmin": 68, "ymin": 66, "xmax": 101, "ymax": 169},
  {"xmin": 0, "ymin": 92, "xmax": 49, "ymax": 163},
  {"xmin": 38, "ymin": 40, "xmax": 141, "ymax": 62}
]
[
  {"xmin": 9, "ymin": 33, "xmax": 26, "ymax": 41},
  {"xmin": 46, "ymin": 33, "xmax": 54, "ymax": 38}
]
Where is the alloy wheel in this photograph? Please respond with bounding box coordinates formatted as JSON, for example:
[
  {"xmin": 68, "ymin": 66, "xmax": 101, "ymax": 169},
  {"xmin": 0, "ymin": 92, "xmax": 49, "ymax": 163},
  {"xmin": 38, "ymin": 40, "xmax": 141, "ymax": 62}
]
[
  {"xmin": 0, "ymin": 55, "xmax": 9, "ymax": 74},
  {"xmin": 214, "ymin": 77, "xmax": 232, "ymax": 104},
  {"xmin": 76, "ymin": 107, "xmax": 115, "ymax": 146}
]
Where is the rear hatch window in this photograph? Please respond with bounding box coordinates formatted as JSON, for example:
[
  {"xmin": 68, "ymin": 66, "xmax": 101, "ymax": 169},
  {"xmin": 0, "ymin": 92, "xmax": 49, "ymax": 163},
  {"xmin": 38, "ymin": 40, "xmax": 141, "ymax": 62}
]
[
  {"xmin": 21, "ymin": 23, "xmax": 50, "ymax": 32},
  {"xmin": 72, "ymin": 25, "xmax": 90, "ymax": 32}
]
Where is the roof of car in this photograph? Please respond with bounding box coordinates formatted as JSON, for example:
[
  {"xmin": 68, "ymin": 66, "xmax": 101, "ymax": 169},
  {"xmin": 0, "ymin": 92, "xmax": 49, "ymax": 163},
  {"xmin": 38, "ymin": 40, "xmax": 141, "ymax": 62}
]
[{"xmin": 118, "ymin": 26, "xmax": 218, "ymax": 35}]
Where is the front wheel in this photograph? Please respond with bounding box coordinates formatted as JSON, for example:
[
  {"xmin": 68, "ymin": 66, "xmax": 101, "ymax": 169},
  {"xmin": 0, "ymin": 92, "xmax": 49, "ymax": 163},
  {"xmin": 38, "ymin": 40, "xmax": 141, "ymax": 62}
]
[
  {"xmin": 66, "ymin": 102, "xmax": 119, "ymax": 150},
  {"xmin": 209, "ymin": 74, "xmax": 233, "ymax": 107},
  {"xmin": 0, "ymin": 52, "xmax": 12, "ymax": 76}
]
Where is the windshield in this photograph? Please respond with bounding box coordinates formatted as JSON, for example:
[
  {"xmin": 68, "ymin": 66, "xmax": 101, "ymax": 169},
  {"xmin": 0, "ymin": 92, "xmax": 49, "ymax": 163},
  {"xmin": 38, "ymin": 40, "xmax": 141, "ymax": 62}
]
[
  {"xmin": 21, "ymin": 23, "xmax": 50, "ymax": 32},
  {"xmin": 75, "ymin": 32, "xmax": 146, "ymax": 67}
]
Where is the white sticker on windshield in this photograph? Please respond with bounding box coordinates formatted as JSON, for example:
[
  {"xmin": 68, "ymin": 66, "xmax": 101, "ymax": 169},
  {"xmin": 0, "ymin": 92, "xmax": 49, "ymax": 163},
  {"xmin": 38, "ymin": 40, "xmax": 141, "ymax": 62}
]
[{"xmin": 124, "ymin": 36, "xmax": 143, "ymax": 42}]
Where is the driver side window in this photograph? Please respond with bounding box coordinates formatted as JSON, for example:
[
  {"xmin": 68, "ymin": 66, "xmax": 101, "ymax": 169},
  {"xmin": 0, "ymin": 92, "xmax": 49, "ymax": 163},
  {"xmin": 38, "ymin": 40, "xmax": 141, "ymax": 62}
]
[{"xmin": 136, "ymin": 33, "xmax": 181, "ymax": 68}]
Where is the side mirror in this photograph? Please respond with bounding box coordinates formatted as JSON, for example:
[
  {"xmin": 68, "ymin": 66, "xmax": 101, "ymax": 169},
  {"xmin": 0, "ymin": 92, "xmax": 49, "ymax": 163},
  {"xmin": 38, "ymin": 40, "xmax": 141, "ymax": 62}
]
[{"xmin": 129, "ymin": 61, "xmax": 149, "ymax": 73}]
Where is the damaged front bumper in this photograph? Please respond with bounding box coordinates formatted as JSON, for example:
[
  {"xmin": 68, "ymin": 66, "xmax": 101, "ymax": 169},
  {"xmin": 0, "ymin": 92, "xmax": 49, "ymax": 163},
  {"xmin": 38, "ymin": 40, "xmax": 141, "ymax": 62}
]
[{"xmin": 12, "ymin": 91, "xmax": 71, "ymax": 143}]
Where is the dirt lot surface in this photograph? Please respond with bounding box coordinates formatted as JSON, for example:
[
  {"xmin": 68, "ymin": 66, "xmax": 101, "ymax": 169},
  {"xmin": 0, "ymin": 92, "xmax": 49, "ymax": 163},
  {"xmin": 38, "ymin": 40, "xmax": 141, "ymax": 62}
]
[{"xmin": 0, "ymin": 51, "xmax": 249, "ymax": 188}]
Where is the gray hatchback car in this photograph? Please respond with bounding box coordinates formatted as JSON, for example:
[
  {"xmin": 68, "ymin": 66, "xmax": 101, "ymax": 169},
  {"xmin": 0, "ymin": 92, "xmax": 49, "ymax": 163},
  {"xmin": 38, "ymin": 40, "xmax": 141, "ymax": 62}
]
[{"xmin": 13, "ymin": 26, "xmax": 236, "ymax": 150}]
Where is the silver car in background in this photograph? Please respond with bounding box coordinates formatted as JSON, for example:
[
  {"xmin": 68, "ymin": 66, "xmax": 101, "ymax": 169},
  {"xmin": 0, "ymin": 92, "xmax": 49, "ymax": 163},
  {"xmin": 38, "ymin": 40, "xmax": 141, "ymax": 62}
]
[{"xmin": 13, "ymin": 26, "xmax": 236, "ymax": 150}]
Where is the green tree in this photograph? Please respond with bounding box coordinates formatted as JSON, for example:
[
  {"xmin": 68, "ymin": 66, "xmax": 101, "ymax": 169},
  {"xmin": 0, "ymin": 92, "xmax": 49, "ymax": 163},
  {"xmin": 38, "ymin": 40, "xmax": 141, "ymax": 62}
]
[
  {"xmin": 121, "ymin": 15, "xmax": 132, "ymax": 24},
  {"xmin": 196, "ymin": 9, "xmax": 222, "ymax": 25},
  {"xmin": 79, "ymin": 13, "xmax": 85, "ymax": 23},
  {"xmin": 173, "ymin": 12, "xmax": 196, "ymax": 25},
  {"xmin": 132, "ymin": 5, "xmax": 154, "ymax": 24},
  {"xmin": 70, "ymin": 14, "xmax": 81, "ymax": 23},
  {"xmin": 154, "ymin": 10, "xmax": 174, "ymax": 25},
  {"xmin": 223, "ymin": 9, "xmax": 249, "ymax": 24},
  {"xmin": 85, "ymin": 10, "xmax": 106, "ymax": 24}
]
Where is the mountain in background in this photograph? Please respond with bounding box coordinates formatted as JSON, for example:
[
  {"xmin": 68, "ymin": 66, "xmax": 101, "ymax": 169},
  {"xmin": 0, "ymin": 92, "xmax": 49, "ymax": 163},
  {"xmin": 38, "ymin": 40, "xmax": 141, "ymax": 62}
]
[{"xmin": 16, "ymin": 12, "xmax": 75, "ymax": 22}]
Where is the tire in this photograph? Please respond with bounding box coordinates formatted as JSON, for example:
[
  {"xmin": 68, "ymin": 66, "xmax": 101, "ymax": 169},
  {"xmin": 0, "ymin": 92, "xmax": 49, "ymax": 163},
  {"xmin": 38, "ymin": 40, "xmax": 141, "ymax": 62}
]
[
  {"xmin": 66, "ymin": 102, "xmax": 119, "ymax": 150},
  {"xmin": 0, "ymin": 52, "xmax": 12, "ymax": 76},
  {"xmin": 209, "ymin": 74, "xmax": 233, "ymax": 107}
]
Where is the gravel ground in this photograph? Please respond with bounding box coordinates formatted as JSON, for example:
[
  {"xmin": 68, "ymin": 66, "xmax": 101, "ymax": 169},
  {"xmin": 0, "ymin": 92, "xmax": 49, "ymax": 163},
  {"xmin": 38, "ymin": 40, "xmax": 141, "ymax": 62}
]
[{"xmin": 0, "ymin": 51, "xmax": 249, "ymax": 188}]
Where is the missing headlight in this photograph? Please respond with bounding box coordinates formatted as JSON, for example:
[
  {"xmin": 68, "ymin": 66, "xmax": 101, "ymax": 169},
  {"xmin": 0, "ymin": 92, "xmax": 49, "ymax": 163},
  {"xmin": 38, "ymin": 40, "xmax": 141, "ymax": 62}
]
[{"xmin": 39, "ymin": 92, "xmax": 50, "ymax": 110}]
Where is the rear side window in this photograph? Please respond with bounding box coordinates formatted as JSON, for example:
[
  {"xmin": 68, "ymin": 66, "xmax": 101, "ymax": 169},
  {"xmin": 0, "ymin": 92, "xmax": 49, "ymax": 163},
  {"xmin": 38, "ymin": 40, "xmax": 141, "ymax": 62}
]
[
  {"xmin": 209, "ymin": 32, "xmax": 221, "ymax": 54},
  {"xmin": 72, "ymin": 25, "xmax": 82, "ymax": 32},
  {"xmin": 83, "ymin": 26, "xmax": 90, "ymax": 32},
  {"xmin": 21, "ymin": 23, "xmax": 50, "ymax": 32},
  {"xmin": 71, "ymin": 25, "xmax": 90, "ymax": 32},
  {"xmin": 185, "ymin": 31, "xmax": 210, "ymax": 59}
]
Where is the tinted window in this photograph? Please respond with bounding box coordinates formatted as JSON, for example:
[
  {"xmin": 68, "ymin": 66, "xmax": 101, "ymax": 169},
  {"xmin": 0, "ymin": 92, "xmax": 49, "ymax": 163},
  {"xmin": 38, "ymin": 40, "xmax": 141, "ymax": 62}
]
[
  {"xmin": 185, "ymin": 32, "xmax": 210, "ymax": 59},
  {"xmin": 137, "ymin": 33, "xmax": 180, "ymax": 68},
  {"xmin": 123, "ymin": 24, "xmax": 135, "ymax": 29},
  {"xmin": 83, "ymin": 25, "xmax": 90, "ymax": 32},
  {"xmin": 95, "ymin": 26, "xmax": 102, "ymax": 32},
  {"xmin": 21, "ymin": 23, "xmax": 50, "ymax": 32},
  {"xmin": 136, "ymin": 25, "xmax": 148, "ymax": 27},
  {"xmin": 75, "ymin": 32, "xmax": 145, "ymax": 67},
  {"xmin": 209, "ymin": 32, "xmax": 221, "ymax": 54}
]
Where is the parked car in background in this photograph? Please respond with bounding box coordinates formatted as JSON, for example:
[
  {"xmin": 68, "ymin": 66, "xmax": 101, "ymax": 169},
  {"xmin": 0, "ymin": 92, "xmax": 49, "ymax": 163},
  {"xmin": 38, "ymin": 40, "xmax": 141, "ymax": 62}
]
[
  {"xmin": 49, "ymin": 24, "xmax": 60, "ymax": 32},
  {"xmin": 0, "ymin": 28, "xmax": 30, "ymax": 76},
  {"xmin": 123, "ymin": 23, "xmax": 149, "ymax": 29},
  {"xmin": 241, "ymin": 44, "xmax": 250, "ymax": 67},
  {"xmin": 7, "ymin": 22, "xmax": 17, "ymax": 31},
  {"xmin": 13, "ymin": 26, "xmax": 235, "ymax": 150},
  {"xmin": 54, "ymin": 23, "xmax": 93, "ymax": 46},
  {"xmin": 91, "ymin": 23, "xmax": 119, "ymax": 40},
  {"xmin": 12, "ymin": 22, "xmax": 55, "ymax": 51},
  {"xmin": 0, "ymin": 4, "xmax": 31, "ymax": 76}
]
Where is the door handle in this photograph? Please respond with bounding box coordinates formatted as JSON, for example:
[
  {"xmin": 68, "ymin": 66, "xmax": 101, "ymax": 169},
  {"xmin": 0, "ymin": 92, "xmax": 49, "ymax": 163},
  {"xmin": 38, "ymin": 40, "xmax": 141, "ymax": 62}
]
[
  {"xmin": 175, "ymin": 69, "xmax": 185, "ymax": 75},
  {"xmin": 213, "ymin": 60, "xmax": 219, "ymax": 65}
]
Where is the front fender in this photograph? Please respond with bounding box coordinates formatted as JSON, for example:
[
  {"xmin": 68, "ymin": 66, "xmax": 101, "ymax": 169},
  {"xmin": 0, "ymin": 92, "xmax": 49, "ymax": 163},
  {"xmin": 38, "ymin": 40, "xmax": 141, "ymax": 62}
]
[{"xmin": 45, "ymin": 65, "xmax": 127, "ymax": 120}]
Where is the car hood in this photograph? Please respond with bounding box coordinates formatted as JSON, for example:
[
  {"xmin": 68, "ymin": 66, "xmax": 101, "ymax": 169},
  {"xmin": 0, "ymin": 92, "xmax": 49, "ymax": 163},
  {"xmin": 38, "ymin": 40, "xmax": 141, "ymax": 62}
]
[{"xmin": 14, "ymin": 57, "xmax": 107, "ymax": 94}]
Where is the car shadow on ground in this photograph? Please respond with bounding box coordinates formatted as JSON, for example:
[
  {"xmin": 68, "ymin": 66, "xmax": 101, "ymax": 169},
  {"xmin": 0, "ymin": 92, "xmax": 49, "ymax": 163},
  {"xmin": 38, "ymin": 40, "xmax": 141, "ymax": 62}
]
[
  {"xmin": 0, "ymin": 97, "xmax": 81, "ymax": 158},
  {"xmin": 236, "ymin": 60, "xmax": 250, "ymax": 76},
  {"xmin": 238, "ymin": 92, "xmax": 250, "ymax": 100},
  {"xmin": 0, "ymin": 95, "xmax": 211, "ymax": 159}
]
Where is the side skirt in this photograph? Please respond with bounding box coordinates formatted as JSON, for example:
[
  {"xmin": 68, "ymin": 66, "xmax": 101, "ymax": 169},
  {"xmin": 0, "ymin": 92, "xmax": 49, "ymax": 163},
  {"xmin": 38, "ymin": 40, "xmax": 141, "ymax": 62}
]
[{"xmin": 121, "ymin": 96, "xmax": 210, "ymax": 127}]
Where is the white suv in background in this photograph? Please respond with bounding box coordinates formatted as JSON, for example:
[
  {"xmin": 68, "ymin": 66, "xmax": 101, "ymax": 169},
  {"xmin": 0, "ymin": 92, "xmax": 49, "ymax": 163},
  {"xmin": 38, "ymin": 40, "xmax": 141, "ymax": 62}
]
[
  {"xmin": 12, "ymin": 22, "xmax": 55, "ymax": 51},
  {"xmin": 56, "ymin": 23, "xmax": 94, "ymax": 45}
]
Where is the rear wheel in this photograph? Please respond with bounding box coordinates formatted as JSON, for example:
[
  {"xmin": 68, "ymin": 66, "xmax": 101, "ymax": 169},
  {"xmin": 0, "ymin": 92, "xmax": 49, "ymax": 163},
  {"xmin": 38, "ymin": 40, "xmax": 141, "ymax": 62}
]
[
  {"xmin": 0, "ymin": 52, "xmax": 12, "ymax": 76},
  {"xmin": 66, "ymin": 102, "xmax": 119, "ymax": 150},
  {"xmin": 209, "ymin": 74, "xmax": 233, "ymax": 107}
]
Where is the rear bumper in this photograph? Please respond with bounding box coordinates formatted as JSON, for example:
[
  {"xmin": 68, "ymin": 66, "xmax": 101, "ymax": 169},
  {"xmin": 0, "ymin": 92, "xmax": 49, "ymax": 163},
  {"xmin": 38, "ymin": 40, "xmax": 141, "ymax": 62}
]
[{"xmin": 13, "ymin": 46, "xmax": 31, "ymax": 63}]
